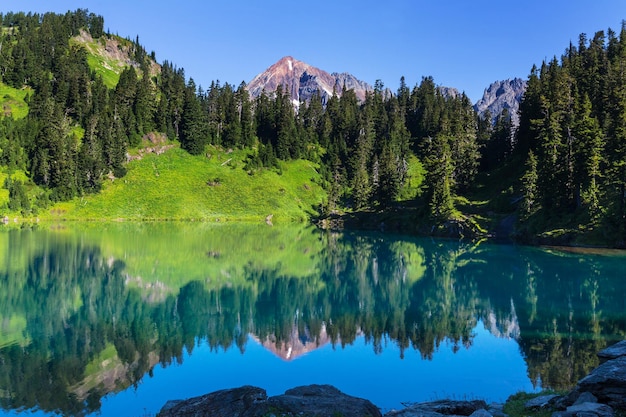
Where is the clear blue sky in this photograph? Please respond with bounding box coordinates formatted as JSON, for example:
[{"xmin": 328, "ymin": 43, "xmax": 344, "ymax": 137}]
[{"xmin": 2, "ymin": 0, "xmax": 625, "ymax": 102}]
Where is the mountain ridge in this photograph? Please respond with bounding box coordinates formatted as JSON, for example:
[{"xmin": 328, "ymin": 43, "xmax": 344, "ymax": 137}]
[
  {"xmin": 246, "ymin": 56, "xmax": 526, "ymax": 121},
  {"xmin": 246, "ymin": 56, "xmax": 373, "ymax": 106}
]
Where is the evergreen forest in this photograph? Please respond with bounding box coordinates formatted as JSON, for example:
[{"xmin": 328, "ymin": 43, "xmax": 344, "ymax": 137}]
[{"xmin": 1, "ymin": 10, "xmax": 626, "ymax": 246}]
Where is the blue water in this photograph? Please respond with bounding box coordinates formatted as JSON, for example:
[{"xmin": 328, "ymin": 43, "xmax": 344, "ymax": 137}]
[
  {"xmin": 0, "ymin": 224, "xmax": 624, "ymax": 416},
  {"xmin": 96, "ymin": 323, "xmax": 533, "ymax": 416}
]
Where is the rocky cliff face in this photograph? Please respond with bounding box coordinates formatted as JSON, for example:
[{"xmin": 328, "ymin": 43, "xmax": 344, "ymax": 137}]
[
  {"xmin": 474, "ymin": 78, "xmax": 527, "ymax": 127},
  {"xmin": 246, "ymin": 56, "xmax": 372, "ymax": 107}
]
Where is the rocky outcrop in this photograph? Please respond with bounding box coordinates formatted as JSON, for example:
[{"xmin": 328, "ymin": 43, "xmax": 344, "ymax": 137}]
[
  {"xmin": 386, "ymin": 399, "xmax": 491, "ymax": 417},
  {"xmin": 159, "ymin": 385, "xmax": 268, "ymax": 417},
  {"xmin": 574, "ymin": 356, "xmax": 626, "ymax": 409},
  {"xmin": 438, "ymin": 86, "xmax": 460, "ymax": 99},
  {"xmin": 474, "ymin": 78, "xmax": 526, "ymax": 128},
  {"xmin": 597, "ymin": 340, "xmax": 626, "ymax": 363},
  {"xmin": 246, "ymin": 56, "xmax": 373, "ymax": 108},
  {"xmin": 158, "ymin": 384, "xmax": 382, "ymax": 417},
  {"xmin": 522, "ymin": 341, "xmax": 626, "ymax": 417}
]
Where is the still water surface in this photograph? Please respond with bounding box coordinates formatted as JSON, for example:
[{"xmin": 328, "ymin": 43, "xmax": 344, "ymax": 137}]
[{"xmin": 0, "ymin": 223, "xmax": 625, "ymax": 416}]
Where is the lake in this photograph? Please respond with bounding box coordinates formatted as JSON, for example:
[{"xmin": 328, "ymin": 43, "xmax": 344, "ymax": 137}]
[{"xmin": 0, "ymin": 223, "xmax": 625, "ymax": 416}]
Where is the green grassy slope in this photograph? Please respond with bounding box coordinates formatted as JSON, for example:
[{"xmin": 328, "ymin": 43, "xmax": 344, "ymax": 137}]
[
  {"xmin": 0, "ymin": 82, "xmax": 31, "ymax": 119},
  {"xmin": 49, "ymin": 144, "xmax": 326, "ymax": 222}
]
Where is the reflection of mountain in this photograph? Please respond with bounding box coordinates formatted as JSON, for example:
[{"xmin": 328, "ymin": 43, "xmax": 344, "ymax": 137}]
[
  {"xmin": 252, "ymin": 323, "xmax": 331, "ymax": 361},
  {"xmin": 483, "ymin": 300, "xmax": 520, "ymax": 340},
  {"xmin": 70, "ymin": 349, "xmax": 161, "ymax": 402},
  {"xmin": 1, "ymin": 225, "xmax": 626, "ymax": 415}
]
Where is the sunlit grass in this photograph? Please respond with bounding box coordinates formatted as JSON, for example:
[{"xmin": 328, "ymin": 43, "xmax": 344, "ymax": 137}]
[
  {"xmin": 48, "ymin": 144, "xmax": 326, "ymax": 222},
  {"xmin": 0, "ymin": 82, "xmax": 31, "ymax": 119},
  {"xmin": 86, "ymin": 53, "xmax": 121, "ymax": 88}
]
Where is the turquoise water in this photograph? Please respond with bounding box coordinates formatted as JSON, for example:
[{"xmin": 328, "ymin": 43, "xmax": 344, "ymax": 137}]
[{"xmin": 0, "ymin": 224, "xmax": 624, "ymax": 416}]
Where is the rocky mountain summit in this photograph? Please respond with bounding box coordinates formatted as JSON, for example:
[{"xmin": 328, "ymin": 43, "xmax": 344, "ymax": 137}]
[
  {"xmin": 474, "ymin": 78, "xmax": 527, "ymax": 127},
  {"xmin": 246, "ymin": 56, "xmax": 373, "ymax": 107},
  {"xmin": 157, "ymin": 341, "xmax": 626, "ymax": 417}
]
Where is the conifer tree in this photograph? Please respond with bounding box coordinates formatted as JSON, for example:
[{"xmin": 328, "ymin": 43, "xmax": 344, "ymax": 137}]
[
  {"xmin": 573, "ymin": 93, "xmax": 603, "ymax": 217},
  {"xmin": 424, "ymin": 135, "xmax": 454, "ymax": 219},
  {"xmin": 179, "ymin": 79, "xmax": 208, "ymax": 155},
  {"xmin": 520, "ymin": 150, "xmax": 539, "ymax": 220}
]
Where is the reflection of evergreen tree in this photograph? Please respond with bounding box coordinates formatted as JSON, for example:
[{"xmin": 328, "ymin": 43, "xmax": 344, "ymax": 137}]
[
  {"xmin": 1, "ymin": 228, "xmax": 626, "ymax": 415},
  {"xmin": 403, "ymin": 240, "xmax": 480, "ymax": 359},
  {"xmin": 508, "ymin": 250, "xmax": 626, "ymax": 390}
]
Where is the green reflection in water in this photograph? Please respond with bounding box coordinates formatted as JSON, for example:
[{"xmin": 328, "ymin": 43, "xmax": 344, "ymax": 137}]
[{"xmin": 0, "ymin": 224, "xmax": 625, "ymax": 416}]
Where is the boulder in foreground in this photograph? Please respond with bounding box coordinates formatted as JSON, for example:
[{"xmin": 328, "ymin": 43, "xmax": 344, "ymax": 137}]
[{"xmin": 158, "ymin": 384, "xmax": 382, "ymax": 417}]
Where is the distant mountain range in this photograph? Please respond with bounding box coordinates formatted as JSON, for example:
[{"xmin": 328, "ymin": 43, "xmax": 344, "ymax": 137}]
[{"xmin": 246, "ymin": 56, "xmax": 528, "ymax": 127}]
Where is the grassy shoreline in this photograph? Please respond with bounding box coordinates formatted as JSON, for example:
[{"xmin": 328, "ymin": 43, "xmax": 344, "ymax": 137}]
[{"xmin": 2, "ymin": 144, "xmax": 326, "ymax": 225}]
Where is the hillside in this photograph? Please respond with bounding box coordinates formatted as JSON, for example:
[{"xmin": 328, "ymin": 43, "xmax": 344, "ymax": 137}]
[
  {"xmin": 71, "ymin": 29, "xmax": 161, "ymax": 88},
  {"xmin": 51, "ymin": 143, "xmax": 325, "ymax": 222}
]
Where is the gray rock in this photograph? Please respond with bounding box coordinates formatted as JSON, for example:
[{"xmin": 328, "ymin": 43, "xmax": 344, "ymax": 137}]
[
  {"xmin": 486, "ymin": 403, "xmax": 507, "ymax": 417},
  {"xmin": 576, "ymin": 356, "xmax": 626, "ymax": 409},
  {"xmin": 385, "ymin": 400, "xmax": 488, "ymax": 417},
  {"xmin": 525, "ymin": 395, "xmax": 559, "ymax": 409},
  {"xmin": 566, "ymin": 402, "xmax": 614, "ymax": 417},
  {"xmin": 553, "ymin": 391, "xmax": 580, "ymax": 410},
  {"xmin": 265, "ymin": 384, "xmax": 382, "ymax": 417},
  {"xmin": 573, "ymin": 392, "xmax": 598, "ymax": 406},
  {"xmin": 597, "ymin": 341, "xmax": 626, "ymax": 363},
  {"xmin": 157, "ymin": 385, "xmax": 267, "ymax": 417},
  {"xmin": 384, "ymin": 409, "xmax": 447, "ymax": 417},
  {"xmin": 157, "ymin": 384, "xmax": 382, "ymax": 417},
  {"xmin": 414, "ymin": 400, "xmax": 488, "ymax": 416},
  {"xmin": 469, "ymin": 409, "xmax": 493, "ymax": 417},
  {"xmin": 159, "ymin": 400, "xmax": 183, "ymax": 414}
]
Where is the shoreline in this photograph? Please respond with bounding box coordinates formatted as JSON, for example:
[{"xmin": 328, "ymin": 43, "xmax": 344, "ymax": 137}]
[{"xmin": 3, "ymin": 214, "xmax": 626, "ymax": 252}]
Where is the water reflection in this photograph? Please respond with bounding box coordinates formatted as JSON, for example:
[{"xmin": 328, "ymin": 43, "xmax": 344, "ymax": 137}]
[{"xmin": 0, "ymin": 224, "xmax": 625, "ymax": 416}]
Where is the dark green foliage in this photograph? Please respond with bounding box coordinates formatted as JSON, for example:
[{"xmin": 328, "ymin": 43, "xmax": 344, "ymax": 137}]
[
  {"xmin": 481, "ymin": 108, "xmax": 512, "ymax": 170},
  {"xmin": 5, "ymin": 177, "xmax": 30, "ymax": 212},
  {"xmin": 514, "ymin": 24, "xmax": 626, "ymax": 244},
  {"xmin": 424, "ymin": 135, "xmax": 454, "ymax": 219},
  {"xmin": 0, "ymin": 10, "xmax": 188, "ymax": 207},
  {"xmin": 520, "ymin": 151, "xmax": 539, "ymax": 220},
  {"xmin": 179, "ymin": 79, "xmax": 208, "ymax": 155}
]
